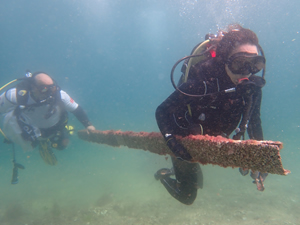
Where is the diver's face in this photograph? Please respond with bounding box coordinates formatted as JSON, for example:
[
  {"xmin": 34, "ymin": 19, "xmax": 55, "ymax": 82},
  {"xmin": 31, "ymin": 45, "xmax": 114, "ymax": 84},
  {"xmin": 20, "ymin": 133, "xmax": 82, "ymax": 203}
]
[
  {"xmin": 31, "ymin": 84, "xmax": 56, "ymax": 102},
  {"xmin": 225, "ymin": 44, "xmax": 259, "ymax": 85},
  {"xmin": 30, "ymin": 85, "xmax": 48, "ymax": 101}
]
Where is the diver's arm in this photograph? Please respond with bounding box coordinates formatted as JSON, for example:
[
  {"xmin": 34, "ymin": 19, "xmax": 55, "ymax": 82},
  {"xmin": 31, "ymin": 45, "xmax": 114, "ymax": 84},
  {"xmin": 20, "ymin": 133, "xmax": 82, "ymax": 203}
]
[
  {"xmin": 247, "ymin": 88, "xmax": 263, "ymax": 140},
  {"xmin": 156, "ymin": 82, "xmax": 200, "ymax": 160},
  {"xmin": 247, "ymin": 88, "xmax": 267, "ymax": 183},
  {"xmin": 72, "ymin": 105, "xmax": 94, "ymax": 128},
  {"xmin": 0, "ymin": 92, "xmax": 8, "ymax": 113},
  {"xmin": 60, "ymin": 90, "xmax": 95, "ymax": 129},
  {"xmin": 0, "ymin": 90, "xmax": 17, "ymax": 114},
  {"xmin": 156, "ymin": 82, "xmax": 195, "ymax": 135},
  {"xmin": 156, "ymin": 103, "xmax": 192, "ymax": 160}
]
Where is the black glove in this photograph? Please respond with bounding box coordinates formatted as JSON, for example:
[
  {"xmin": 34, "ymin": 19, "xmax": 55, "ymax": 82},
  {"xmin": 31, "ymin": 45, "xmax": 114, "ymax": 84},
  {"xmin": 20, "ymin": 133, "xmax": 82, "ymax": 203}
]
[{"xmin": 166, "ymin": 135, "xmax": 192, "ymax": 161}]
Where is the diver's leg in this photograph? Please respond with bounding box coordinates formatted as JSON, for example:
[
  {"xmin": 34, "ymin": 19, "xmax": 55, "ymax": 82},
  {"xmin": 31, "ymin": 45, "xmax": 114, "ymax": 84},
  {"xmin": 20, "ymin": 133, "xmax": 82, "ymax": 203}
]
[
  {"xmin": 172, "ymin": 156, "xmax": 203, "ymax": 189},
  {"xmin": 154, "ymin": 168, "xmax": 174, "ymax": 180},
  {"xmin": 160, "ymin": 176, "xmax": 197, "ymax": 205},
  {"xmin": 156, "ymin": 157, "xmax": 203, "ymax": 205}
]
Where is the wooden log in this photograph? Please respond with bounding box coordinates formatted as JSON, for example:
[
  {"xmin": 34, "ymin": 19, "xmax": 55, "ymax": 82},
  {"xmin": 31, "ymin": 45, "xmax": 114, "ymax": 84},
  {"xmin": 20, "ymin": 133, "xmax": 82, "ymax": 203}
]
[{"xmin": 77, "ymin": 130, "xmax": 290, "ymax": 175}]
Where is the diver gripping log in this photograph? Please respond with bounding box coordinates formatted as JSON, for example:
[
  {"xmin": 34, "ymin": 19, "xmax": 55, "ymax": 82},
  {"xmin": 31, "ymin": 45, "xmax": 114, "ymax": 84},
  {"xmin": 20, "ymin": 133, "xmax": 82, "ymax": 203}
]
[{"xmin": 77, "ymin": 130, "xmax": 290, "ymax": 176}]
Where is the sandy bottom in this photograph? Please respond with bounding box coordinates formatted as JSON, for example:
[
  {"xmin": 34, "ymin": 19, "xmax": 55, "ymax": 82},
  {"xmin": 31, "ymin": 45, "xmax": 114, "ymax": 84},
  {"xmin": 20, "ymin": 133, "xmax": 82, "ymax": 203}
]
[{"xmin": 0, "ymin": 141, "xmax": 299, "ymax": 225}]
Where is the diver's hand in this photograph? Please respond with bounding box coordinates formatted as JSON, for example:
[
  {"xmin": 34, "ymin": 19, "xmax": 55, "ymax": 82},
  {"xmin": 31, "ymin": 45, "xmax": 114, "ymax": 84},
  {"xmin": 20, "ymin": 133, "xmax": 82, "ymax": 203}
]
[
  {"xmin": 166, "ymin": 136, "xmax": 192, "ymax": 161},
  {"xmin": 86, "ymin": 125, "xmax": 96, "ymax": 134},
  {"xmin": 87, "ymin": 125, "xmax": 96, "ymax": 131}
]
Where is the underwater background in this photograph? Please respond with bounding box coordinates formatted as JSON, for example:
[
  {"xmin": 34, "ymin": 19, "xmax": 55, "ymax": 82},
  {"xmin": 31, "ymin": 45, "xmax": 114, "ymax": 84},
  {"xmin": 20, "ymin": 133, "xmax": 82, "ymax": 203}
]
[{"xmin": 0, "ymin": 0, "xmax": 299, "ymax": 224}]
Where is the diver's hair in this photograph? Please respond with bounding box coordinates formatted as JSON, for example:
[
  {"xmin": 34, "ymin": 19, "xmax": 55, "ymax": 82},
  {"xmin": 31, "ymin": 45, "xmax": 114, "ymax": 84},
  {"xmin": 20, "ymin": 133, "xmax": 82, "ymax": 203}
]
[{"xmin": 216, "ymin": 24, "xmax": 259, "ymax": 63}]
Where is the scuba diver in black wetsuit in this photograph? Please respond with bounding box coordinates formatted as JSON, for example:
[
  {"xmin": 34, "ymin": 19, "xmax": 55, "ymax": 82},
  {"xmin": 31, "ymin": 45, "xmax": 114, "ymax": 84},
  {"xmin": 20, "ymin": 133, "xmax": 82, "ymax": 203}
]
[{"xmin": 155, "ymin": 24, "xmax": 268, "ymax": 205}]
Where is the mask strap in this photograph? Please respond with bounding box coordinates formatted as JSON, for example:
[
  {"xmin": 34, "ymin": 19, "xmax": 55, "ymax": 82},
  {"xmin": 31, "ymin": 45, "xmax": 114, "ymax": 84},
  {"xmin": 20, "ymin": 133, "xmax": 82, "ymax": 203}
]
[{"xmin": 257, "ymin": 44, "xmax": 266, "ymax": 79}]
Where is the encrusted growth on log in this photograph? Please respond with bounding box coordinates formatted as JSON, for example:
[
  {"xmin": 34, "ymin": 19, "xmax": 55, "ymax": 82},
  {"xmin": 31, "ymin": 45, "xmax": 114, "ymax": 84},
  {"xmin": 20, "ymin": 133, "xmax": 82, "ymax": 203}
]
[{"xmin": 78, "ymin": 130, "xmax": 289, "ymax": 175}]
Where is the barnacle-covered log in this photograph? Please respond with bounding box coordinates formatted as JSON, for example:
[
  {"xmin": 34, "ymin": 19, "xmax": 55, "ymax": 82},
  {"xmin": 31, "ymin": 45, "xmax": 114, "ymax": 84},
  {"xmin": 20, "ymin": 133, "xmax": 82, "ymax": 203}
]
[{"xmin": 78, "ymin": 130, "xmax": 290, "ymax": 175}]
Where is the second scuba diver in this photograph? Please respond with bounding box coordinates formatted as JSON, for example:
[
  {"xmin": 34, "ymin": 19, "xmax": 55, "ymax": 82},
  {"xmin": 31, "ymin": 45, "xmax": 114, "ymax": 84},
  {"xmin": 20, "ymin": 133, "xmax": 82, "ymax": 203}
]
[
  {"xmin": 0, "ymin": 72, "xmax": 96, "ymax": 167},
  {"xmin": 155, "ymin": 24, "xmax": 268, "ymax": 205}
]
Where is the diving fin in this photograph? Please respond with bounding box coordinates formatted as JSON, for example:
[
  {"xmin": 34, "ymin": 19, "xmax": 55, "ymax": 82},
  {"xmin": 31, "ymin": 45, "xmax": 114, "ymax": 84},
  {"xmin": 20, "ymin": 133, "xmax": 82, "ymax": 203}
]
[
  {"xmin": 11, "ymin": 161, "xmax": 25, "ymax": 184},
  {"xmin": 11, "ymin": 166, "xmax": 19, "ymax": 184},
  {"xmin": 39, "ymin": 140, "xmax": 57, "ymax": 166}
]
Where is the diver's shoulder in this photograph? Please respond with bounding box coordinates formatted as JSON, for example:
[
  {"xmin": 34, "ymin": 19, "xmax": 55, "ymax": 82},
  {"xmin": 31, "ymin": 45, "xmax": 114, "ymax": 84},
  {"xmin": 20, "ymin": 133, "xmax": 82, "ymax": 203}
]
[{"xmin": 5, "ymin": 88, "xmax": 18, "ymax": 104}]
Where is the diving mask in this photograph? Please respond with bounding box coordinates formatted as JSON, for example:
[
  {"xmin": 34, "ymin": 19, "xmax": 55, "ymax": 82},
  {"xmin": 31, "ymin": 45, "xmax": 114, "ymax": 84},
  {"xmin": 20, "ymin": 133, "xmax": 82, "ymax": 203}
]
[
  {"xmin": 31, "ymin": 83, "xmax": 57, "ymax": 103},
  {"xmin": 36, "ymin": 84, "xmax": 57, "ymax": 95},
  {"xmin": 227, "ymin": 52, "xmax": 266, "ymax": 75}
]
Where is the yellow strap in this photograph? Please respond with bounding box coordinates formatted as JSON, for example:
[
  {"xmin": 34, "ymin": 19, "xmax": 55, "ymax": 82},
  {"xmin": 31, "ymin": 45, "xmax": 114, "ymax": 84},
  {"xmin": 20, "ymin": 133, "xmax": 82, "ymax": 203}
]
[
  {"xmin": 0, "ymin": 79, "xmax": 18, "ymax": 92},
  {"xmin": 187, "ymin": 104, "xmax": 192, "ymax": 116},
  {"xmin": 0, "ymin": 128, "xmax": 9, "ymax": 141},
  {"xmin": 199, "ymin": 124, "xmax": 203, "ymax": 135},
  {"xmin": 165, "ymin": 137, "xmax": 173, "ymax": 145}
]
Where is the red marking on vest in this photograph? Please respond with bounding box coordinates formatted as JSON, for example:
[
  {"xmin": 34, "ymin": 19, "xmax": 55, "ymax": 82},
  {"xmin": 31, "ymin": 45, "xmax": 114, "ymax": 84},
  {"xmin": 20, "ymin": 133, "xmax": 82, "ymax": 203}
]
[
  {"xmin": 210, "ymin": 50, "xmax": 216, "ymax": 58},
  {"xmin": 70, "ymin": 98, "xmax": 74, "ymax": 103}
]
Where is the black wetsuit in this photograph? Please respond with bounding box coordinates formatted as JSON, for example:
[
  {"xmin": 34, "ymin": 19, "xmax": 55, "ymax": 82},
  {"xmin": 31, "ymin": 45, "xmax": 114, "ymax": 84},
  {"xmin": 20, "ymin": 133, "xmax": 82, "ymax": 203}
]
[{"xmin": 155, "ymin": 59, "xmax": 264, "ymax": 205}]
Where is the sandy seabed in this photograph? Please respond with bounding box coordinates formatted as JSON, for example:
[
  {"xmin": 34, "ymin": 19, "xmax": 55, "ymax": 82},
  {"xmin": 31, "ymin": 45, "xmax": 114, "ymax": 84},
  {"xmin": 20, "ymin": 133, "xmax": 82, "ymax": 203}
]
[{"xmin": 0, "ymin": 143, "xmax": 298, "ymax": 225}]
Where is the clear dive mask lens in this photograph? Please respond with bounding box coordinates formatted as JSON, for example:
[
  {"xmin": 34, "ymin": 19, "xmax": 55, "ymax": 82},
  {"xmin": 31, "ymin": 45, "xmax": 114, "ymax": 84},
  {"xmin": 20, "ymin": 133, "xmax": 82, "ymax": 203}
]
[
  {"xmin": 227, "ymin": 52, "xmax": 266, "ymax": 75},
  {"xmin": 38, "ymin": 84, "xmax": 57, "ymax": 94},
  {"xmin": 33, "ymin": 84, "xmax": 57, "ymax": 103}
]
